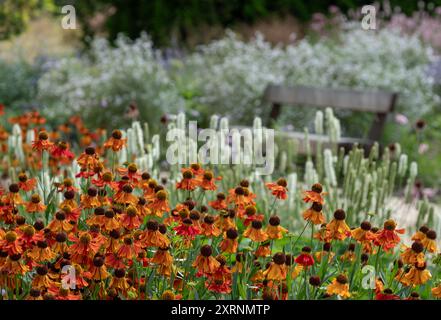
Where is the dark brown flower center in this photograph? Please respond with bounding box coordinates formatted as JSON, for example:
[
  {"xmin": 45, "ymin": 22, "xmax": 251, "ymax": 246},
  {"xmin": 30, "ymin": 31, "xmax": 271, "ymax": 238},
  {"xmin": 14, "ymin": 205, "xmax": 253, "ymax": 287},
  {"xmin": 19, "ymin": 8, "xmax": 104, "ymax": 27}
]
[
  {"xmin": 216, "ymin": 193, "xmax": 226, "ymax": 200},
  {"xmin": 115, "ymin": 268, "xmax": 125, "ymax": 278},
  {"xmin": 64, "ymin": 190, "xmax": 75, "ymax": 200},
  {"xmin": 384, "ymin": 219, "xmax": 396, "ymax": 231},
  {"xmin": 5, "ymin": 231, "xmax": 17, "ymax": 242},
  {"xmin": 112, "ymin": 130, "xmax": 122, "ymax": 139},
  {"xmin": 203, "ymin": 171, "xmax": 213, "ymax": 181},
  {"xmin": 234, "ymin": 187, "xmax": 245, "ymax": 195},
  {"xmin": 93, "ymin": 256, "xmax": 104, "ymax": 267},
  {"xmin": 302, "ymin": 246, "xmax": 312, "ymax": 253},
  {"xmin": 411, "ymin": 241, "xmax": 424, "ymax": 253},
  {"xmin": 239, "ymin": 179, "xmax": 249, "ymax": 188},
  {"xmin": 158, "ymin": 224, "xmax": 167, "ymax": 234},
  {"xmin": 55, "ymin": 211, "xmax": 66, "ymax": 220},
  {"xmin": 156, "ymin": 190, "xmax": 167, "ymax": 201},
  {"xmin": 182, "ymin": 218, "xmax": 192, "ymax": 225},
  {"xmin": 311, "ymin": 183, "xmax": 323, "ymax": 193},
  {"xmin": 269, "ymin": 215, "xmax": 280, "ymax": 226},
  {"xmin": 276, "ymin": 178, "xmax": 287, "ymax": 187},
  {"xmin": 56, "ymin": 232, "xmax": 67, "ymax": 242},
  {"xmin": 226, "ymin": 228, "xmax": 238, "ymax": 240},
  {"xmin": 85, "ymin": 147, "xmax": 95, "ymax": 155},
  {"xmin": 190, "ymin": 210, "xmax": 200, "ymax": 220},
  {"xmin": 109, "ymin": 229, "xmax": 120, "ymax": 239},
  {"xmin": 80, "ymin": 234, "xmax": 91, "ymax": 244},
  {"xmin": 38, "ymin": 131, "xmax": 48, "ymax": 140},
  {"xmin": 311, "ymin": 202, "xmax": 322, "ymax": 212},
  {"xmin": 336, "ymin": 274, "xmax": 348, "ymax": 284},
  {"xmin": 105, "ymin": 210, "xmax": 115, "ymax": 218},
  {"xmin": 334, "ymin": 209, "xmax": 346, "ymax": 220},
  {"xmin": 147, "ymin": 220, "xmax": 159, "ymax": 231},
  {"xmin": 309, "ymin": 275, "xmax": 321, "ymax": 286},
  {"xmin": 251, "ymin": 220, "xmax": 263, "ymax": 229},
  {"xmin": 18, "ymin": 173, "xmax": 27, "ymax": 182},
  {"xmin": 87, "ymin": 188, "xmax": 97, "ymax": 197},
  {"xmin": 9, "ymin": 183, "xmax": 19, "ymax": 193},
  {"xmin": 245, "ymin": 205, "xmax": 256, "ymax": 216},
  {"xmin": 419, "ymin": 225, "xmax": 429, "ymax": 234},
  {"xmin": 182, "ymin": 170, "xmax": 193, "ymax": 179},
  {"xmin": 203, "ymin": 215, "xmax": 214, "ymax": 224},
  {"xmin": 273, "ymin": 252, "xmax": 286, "ymax": 265},
  {"xmin": 37, "ymin": 240, "xmax": 48, "ymax": 249},
  {"xmin": 426, "ymin": 230, "xmax": 437, "ymax": 240},
  {"xmin": 200, "ymin": 245, "xmax": 213, "ymax": 257},
  {"xmin": 36, "ymin": 266, "xmax": 48, "ymax": 275},
  {"xmin": 361, "ymin": 221, "xmax": 371, "ymax": 231},
  {"xmin": 34, "ymin": 220, "xmax": 45, "ymax": 231}
]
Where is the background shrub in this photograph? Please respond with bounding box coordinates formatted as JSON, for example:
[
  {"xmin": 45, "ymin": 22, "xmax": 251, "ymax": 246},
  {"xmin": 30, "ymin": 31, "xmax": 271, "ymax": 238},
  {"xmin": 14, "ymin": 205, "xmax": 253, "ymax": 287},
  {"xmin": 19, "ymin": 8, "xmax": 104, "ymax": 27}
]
[
  {"xmin": 70, "ymin": 0, "xmax": 441, "ymax": 46},
  {"xmin": 0, "ymin": 58, "xmax": 41, "ymax": 112},
  {"xmin": 37, "ymin": 34, "xmax": 185, "ymax": 130}
]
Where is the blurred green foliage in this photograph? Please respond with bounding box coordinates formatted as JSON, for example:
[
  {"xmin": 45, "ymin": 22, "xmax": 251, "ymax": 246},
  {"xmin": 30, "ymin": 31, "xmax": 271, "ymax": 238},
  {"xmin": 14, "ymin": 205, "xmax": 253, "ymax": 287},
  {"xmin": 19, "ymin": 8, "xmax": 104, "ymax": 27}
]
[
  {"xmin": 3, "ymin": 0, "xmax": 441, "ymax": 45},
  {"xmin": 395, "ymin": 112, "xmax": 441, "ymax": 189},
  {"xmin": 66, "ymin": 0, "xmax": 441, "ymax": 46},
  {"xmin": 4, "ymin": 0, "xmax": 441, "ymax": 45},
  {"xmin": 0, "ymin": 58, "xmax": 42, "ymax": 110},
  {"xmin": 0, "ymin": 0, "xmax": 55, "ymax": 40}
]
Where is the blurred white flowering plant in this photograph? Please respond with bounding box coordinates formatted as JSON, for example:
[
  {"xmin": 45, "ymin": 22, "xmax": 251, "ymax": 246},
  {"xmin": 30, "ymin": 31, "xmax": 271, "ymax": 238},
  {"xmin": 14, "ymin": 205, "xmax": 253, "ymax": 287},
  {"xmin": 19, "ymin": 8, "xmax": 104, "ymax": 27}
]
[
  {"xmin": 38, "ymin": 34, "xmax": 185, "ymax": 130},
  {"xmin": 34, "ymin": 24, "xmax": 440, "ymax": 188},
  {"xmin": 37, "ymin": 28, "xmax": 438, "ymax": 134},
  {"xmin": 178, "ymin": 27, "xmax": 438, "ymax": 136},
  {"xmin": 177, "ymin": 31, "xmax": 286, "ymax": 124}
]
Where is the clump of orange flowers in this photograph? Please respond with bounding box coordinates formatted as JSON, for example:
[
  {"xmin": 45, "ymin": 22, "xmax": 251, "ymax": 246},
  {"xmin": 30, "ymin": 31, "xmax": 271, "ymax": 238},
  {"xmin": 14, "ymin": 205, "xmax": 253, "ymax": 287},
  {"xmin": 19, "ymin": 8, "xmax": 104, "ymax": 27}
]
[{"xmin": 0, "ymin": 108, "xmax": 439, "ymax": 301}]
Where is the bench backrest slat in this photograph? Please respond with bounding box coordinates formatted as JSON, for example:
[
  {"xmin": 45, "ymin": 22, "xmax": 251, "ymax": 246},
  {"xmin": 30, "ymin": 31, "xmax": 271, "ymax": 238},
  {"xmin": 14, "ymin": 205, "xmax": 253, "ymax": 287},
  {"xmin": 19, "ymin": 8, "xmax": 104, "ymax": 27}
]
[
  {"xmin": 263, "ymin": 85, "xmax": 397, "ymax": 113},
  {"xmin": 263, "ymin": 84, "xmax": 398, "ymax": 142}
]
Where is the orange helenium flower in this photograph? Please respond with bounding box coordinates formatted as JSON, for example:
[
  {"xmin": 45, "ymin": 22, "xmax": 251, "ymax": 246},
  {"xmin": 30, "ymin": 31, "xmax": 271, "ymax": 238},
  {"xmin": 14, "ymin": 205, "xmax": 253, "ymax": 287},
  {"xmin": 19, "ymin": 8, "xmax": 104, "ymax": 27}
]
[
  {"xmin": 326, "ymin": 274, "xmax": 351, "ymax": 298},
  {"xmin": 243, "ymin": 220, "xmax": 268, "ymax": 242},
  {"xmin": 265, "ymin": 178, "xmax": 288, "ymax": 200},
  {"xmin": 219, "ymin": 228, "xmax": 239, "ymax": 254},
  {"xmin": 32, "ymin": 131, "xmax": 53, "ymax": 152},
  {"xmin": 192, "ymin": 245, "xmax": 220, "ymax": 277},
  {"xmin": 266, "ymin": 215, "xmax": 288, "ymax": 240},
  {"xmin": 263, "ymin": 253, "xmax": 287, "ymax": 281},
  {"xmin": 324, "ymin": 209, "xmax": 351, "ymax": 241},
  {"xmin": 25, "ymin": 194, "xmax": 46, "ymax": 213},
  {"xmin": 303, "ymin": 183, "xmax": 327, "ymax": 204},
  {"xmin": 373, "ymin": 219, "xmax": 405, "ymax": 252},
  {"xmin": 401, "ymin": 263, "xmax": 432, "ymax": 287},
  {"xmin": 421, "ymin": 230, "xmax": 437, "ymax": 253},
  {"xmin": 176, "ymin": 169, "xmax": 199, "ymax": 191},
  {"xmin": 302, "ymin": 202, "xmax": 326, "ymax": 225},
  {"xmin": 104, "ymin": 130, "xmax": 127, "ymax": 152}
]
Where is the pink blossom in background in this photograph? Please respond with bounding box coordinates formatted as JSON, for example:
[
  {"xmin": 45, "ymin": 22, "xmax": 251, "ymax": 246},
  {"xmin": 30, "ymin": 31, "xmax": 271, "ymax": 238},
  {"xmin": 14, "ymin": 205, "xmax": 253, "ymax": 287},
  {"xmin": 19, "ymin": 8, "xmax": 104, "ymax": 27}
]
[
  {"xmin": 422, "ymin": 188, "xmax": 437, "ymax": 198},
  {"xmin": 395, "ymin": 113, "xmax": 409, "ymax": 125},
  {"xmin": 418, "ymin": 143, "xmax": 429, "ymax": 154},
  {"xmin": 413, "ymin": 183, "xmax": 438, "ymax": 199},
  {"xmin": 329, "ymin": 5, "xmax": 340, "ymax": 14},
  {"xmin": 387, "ymin": 10, "xmax": 441, "ymax": 50},
  {"xmin": 310, "ymin": 13, "xmax": 326, "ymax": 32},
  {"xmin": 310, "ymin": 4, "xmax": 441, "ymax": 50}
]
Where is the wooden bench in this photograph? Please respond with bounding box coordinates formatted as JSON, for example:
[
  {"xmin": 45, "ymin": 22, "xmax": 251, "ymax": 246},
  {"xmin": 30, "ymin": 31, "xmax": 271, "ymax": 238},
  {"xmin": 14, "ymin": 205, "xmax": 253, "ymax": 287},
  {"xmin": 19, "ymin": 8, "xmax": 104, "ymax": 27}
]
[{"xmin": 263, "ymin": 84, "xmax": 398, "ymax": 154}]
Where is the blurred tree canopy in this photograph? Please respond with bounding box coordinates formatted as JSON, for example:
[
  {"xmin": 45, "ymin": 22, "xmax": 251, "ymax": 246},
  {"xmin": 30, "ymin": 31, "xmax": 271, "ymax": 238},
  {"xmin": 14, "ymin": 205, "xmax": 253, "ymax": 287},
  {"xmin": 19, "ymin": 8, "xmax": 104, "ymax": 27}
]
[
  {"xmin": 3, "ymin": 0, "xmax": 441, "ymax": 45},
  {"xmin": 0, "ymin": 0, "xmax": 55, "ymax": 40},
  {"xmin": 64, "ymin": 0, "xmax": 441, "ymax": 46}
]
